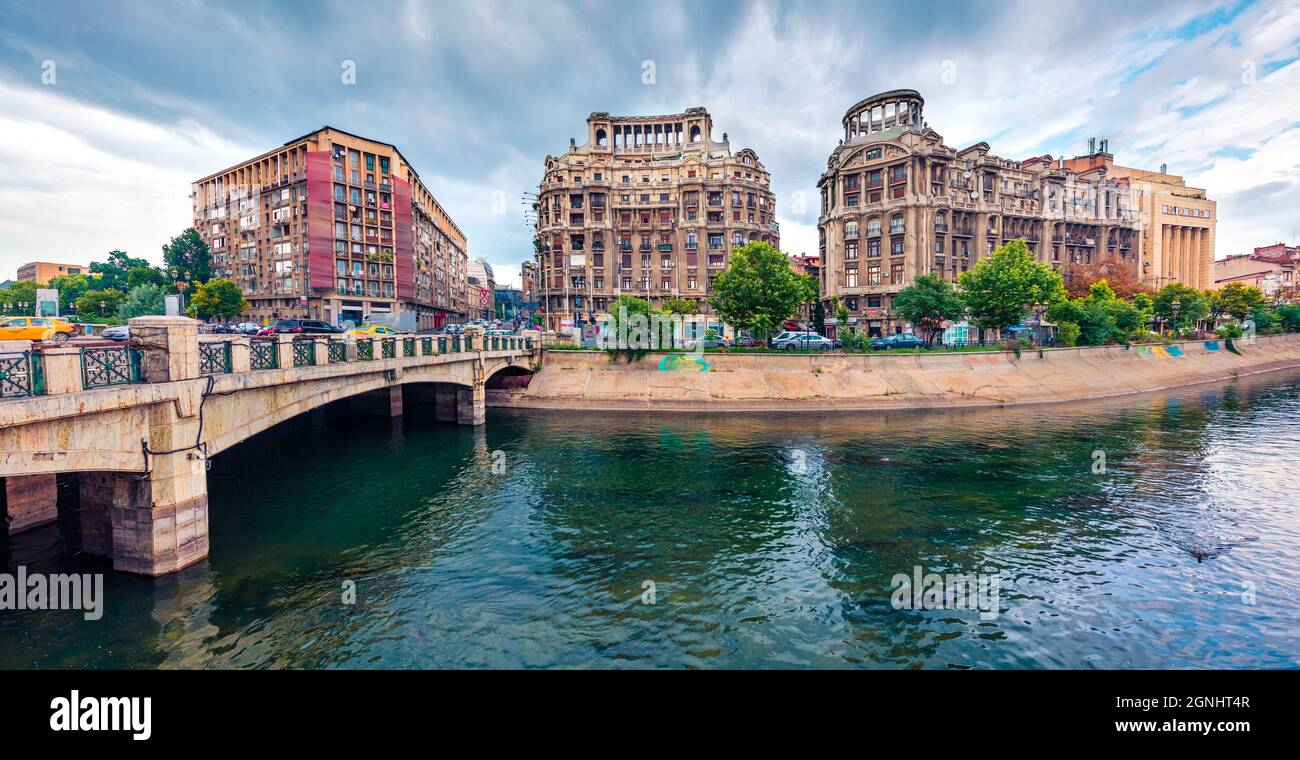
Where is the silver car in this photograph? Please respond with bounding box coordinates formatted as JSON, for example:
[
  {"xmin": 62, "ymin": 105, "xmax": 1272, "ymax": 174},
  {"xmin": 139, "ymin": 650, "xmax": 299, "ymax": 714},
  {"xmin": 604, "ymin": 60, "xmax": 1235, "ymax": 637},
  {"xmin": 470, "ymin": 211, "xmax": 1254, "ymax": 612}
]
[{"xmin": 770, "ymin": 331, "xmax": 833, "ymax": 351}]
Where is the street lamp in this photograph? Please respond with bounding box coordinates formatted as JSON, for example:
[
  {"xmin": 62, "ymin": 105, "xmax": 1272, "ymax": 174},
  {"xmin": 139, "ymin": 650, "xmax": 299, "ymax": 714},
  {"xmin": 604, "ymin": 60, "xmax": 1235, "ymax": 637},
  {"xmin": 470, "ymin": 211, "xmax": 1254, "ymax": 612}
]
[
  {"xmin": 1171, "ymin": 299, "xmax": 1182, "ymax": 337},
  {"xmin": 99, "ymin": 300, "xmax": 107, "ymax": 318}
]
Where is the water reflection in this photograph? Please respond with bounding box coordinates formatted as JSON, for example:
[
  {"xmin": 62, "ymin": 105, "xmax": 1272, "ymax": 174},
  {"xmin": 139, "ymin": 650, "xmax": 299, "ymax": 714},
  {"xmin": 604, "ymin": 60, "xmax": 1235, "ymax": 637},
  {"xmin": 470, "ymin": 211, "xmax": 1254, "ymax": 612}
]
[{"xmin": 2, "ymin": 369, "xmax": 1298, "ymax": 668}]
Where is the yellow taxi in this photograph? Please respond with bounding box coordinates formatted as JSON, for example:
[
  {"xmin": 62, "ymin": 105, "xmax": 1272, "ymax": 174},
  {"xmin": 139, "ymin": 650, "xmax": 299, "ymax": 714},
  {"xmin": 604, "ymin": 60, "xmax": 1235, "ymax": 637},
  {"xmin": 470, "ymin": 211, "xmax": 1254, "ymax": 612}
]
[
  {"xmin": 346, "ymin": 324, "xmax": 399, "ymax": 337},
  {"xmin": 0, "ymin": 316, "xmax": 70, "ymax": 343}
]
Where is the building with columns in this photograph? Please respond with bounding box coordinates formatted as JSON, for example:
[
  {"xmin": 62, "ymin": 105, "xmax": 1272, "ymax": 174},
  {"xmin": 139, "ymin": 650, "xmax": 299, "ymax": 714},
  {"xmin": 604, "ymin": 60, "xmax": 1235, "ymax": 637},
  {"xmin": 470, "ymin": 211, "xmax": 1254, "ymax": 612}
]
[
  {"xmin": 818, "ymin": 90, "xmax": 1140, "ymax": 336},
  {"xmin": 532, "ymin": 107, "xmax": 779, "ymax": 332},
  {"xmin": 1063, "ymin": 155, "xmax": 1216, "ymax": 291}
]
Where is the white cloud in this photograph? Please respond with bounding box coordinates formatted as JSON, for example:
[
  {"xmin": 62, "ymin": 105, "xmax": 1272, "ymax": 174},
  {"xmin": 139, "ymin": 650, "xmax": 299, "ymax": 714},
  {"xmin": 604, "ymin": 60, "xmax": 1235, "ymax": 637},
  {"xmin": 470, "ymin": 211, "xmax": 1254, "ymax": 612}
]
[{"xmin": 0, "ymin": 78, "xmax": 254, "ymax": 274}]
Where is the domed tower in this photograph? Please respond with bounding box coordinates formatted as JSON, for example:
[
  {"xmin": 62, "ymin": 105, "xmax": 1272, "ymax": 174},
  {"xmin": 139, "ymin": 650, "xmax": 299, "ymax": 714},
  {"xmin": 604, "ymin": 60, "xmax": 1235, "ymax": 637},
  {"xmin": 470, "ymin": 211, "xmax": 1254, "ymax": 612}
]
[{"xmin": 841, "ymin": 89, "xmax": 924, "ymax": 142}]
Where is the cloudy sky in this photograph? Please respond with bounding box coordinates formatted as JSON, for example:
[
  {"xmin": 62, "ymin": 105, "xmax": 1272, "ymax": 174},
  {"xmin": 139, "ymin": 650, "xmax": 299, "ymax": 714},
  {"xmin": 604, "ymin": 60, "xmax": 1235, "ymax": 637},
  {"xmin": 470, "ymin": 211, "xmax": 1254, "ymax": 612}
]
[{"xmin": 1, "ymin": 0, "xmax": 1298, "ymax": 287}]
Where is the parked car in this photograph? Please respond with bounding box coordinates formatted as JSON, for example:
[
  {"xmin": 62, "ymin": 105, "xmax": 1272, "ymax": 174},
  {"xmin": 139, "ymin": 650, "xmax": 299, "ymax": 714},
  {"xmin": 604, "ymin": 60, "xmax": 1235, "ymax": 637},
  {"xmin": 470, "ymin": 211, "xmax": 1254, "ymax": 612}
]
[
  {"xmin": 770, "ymin": 331, "xmax": 833, "ymax": 351},
  {"xmin": 347, "ymin": 324, "xmax": 398, "ymax": 337},
  {"xmin": 210, "ymin": 324, "xmax": 235, "ymax": 334},
  {"xmin": 234, "ymin": 322, "xmax": 263, "ymax": 335},
  {"xmin": 263, "ymin": 319, "xmax": 342, "ymax": 335},
  {"xmin": 0, "ymin": 316, "xmax": 70, "ymax": 343},
  {"xmin": 683, "ymin": 336, "xmax": 732, "ymax": 349},
  {"xmin": 870, "ymin": 332, "xmax": 926, "ymax": 350},
  {"xmin": 100, "ymin": 325, "xmax": 130, "ymax": 341}
]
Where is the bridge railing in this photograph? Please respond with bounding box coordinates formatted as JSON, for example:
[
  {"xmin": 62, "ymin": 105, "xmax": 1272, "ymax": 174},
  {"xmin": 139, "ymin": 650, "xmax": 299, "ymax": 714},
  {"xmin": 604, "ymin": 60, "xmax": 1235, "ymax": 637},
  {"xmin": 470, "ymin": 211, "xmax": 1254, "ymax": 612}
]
[{"xmin": 0, "ymin": 319, "xmax": 539, "ymax": 402}]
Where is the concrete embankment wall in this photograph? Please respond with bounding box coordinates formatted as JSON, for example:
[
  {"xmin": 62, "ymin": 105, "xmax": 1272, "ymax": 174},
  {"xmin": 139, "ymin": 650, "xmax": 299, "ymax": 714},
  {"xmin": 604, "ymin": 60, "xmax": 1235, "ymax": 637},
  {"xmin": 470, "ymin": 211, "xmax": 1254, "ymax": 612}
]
[{"xmin": 488, "ymin": 333, "xmax": 1300, "ymax": 412}]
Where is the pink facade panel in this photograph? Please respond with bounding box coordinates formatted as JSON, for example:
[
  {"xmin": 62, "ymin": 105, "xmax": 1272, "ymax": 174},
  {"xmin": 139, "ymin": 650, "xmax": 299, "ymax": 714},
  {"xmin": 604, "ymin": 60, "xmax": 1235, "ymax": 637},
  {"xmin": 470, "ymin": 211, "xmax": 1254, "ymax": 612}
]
[
  {"xmin": 394, "ymin": 178, "xmax": 415, "ymax": 301},
  {"xmin": 305, "ymin": 151, "xmax": 335, "ymax": 291}
]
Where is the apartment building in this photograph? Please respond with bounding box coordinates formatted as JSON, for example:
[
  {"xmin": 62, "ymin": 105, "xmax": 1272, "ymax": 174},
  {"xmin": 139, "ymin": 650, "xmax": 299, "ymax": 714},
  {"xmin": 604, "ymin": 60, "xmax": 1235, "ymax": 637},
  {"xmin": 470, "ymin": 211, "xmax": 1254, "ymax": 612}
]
[
  {"xmin": 818, "ymin": 90, "xmax": 1141, "ymax": 336},
  {"xmin": 1064, "ymin": 152, "xmax": 1216, "ymax": 291},
  {"xmin": 465, "ymin": 258, "xmax": 495, "ymax": 321},
  {"xmin": 532, "ymin": 107, "xmax": 779, "ymax": 332},
  {"xmin": 193, "ymin": 126, "xmax": 468, "ymax": 329},
  {"xmin": 17, "ymin": 261, "xmax": 87, "ymax": 282}
]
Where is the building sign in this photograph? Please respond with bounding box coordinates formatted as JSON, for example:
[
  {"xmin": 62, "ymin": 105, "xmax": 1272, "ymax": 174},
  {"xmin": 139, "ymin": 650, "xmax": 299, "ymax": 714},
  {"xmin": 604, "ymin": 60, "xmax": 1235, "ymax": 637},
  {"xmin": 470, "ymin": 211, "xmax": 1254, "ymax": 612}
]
[
  {"xmin": 569, "ymin": 254, "xmax": 586, "ymax": 267},
  {"xmin": 480, "ymin": 288, "xmax": 489, "ymax": 307}
]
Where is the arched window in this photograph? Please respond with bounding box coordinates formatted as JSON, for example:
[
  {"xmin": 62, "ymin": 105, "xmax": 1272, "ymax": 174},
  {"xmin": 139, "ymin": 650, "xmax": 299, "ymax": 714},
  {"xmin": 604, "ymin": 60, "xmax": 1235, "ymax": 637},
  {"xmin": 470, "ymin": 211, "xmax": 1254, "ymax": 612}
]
[
  {"xmin": 732, "ymin": 231, "xmax": 743, "ymax": 246},
  {"xmin": 595, "ymin": 129, "xmax": 607, "ymax": 146},
  {"xmin": 689, "ymin": 125, "xmax": 702, "ymax": 142},
  {"xmin": 845, "ymin": 221, "xmax": 859, "ymax": 238}
]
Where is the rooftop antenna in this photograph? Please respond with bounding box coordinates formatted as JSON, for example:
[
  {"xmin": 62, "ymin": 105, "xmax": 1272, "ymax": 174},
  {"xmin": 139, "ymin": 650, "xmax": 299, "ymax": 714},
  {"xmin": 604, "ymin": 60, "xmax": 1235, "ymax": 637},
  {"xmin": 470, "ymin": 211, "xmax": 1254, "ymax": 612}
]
[
  {"xmin": 1088, "ymin": 137, "xmax": 1096, "ymax": 154},
  {"xmin": 1160, "ymin": 163, "xmax": 1167, "ymax": 174}
]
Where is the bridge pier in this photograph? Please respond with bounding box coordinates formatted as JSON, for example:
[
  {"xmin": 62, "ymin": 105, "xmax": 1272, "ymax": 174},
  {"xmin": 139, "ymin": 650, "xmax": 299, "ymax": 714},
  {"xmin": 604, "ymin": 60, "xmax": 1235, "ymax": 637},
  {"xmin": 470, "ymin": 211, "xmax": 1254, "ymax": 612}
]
[
  {"xmin": 457, "ymin": 383, "xmax": 485, "ymax": 426},
  {"xmin": 73, "ymin": 316, "xmax": 211, "ymax": 575},
  {"xmin": 3, "ymin": 474, "xmax": 59, "ymax": 536}
]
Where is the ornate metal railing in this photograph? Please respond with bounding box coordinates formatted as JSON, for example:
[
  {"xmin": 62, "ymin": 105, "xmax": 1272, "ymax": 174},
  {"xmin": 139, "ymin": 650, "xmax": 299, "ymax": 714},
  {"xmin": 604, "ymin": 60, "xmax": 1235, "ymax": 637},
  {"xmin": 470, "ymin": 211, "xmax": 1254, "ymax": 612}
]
[
  {"xmin": 357, "ymin": 339, "xmax": 374, "ymax": 361},
  {"xmin": 199, "ymin": 341, "xmax": 232, "ymax": 375},
  {"xmin": 328, "ymin": 341, "xmax": 347, "ymax": 364},
  {"xmin": 0, "ymin": 351, "xmax": 43, "ymax": 398},
  {"xmin": 293, "ymin": 340, "xmax": 316, "ymax": 367},
  {"xmin": 403, "ymin": 337, "xmax": 416, "ymax": 357},
  {"xmin": 526, "ymin": 338, "xmax": 534, "ymax": 350},
  {"xmin": 438, "ymin": 337, "xmax": 448, "ymax": 354},
  {"xmin": 381, "ymin": 338, "xmax": 396, "ymax": 359},
  {"xmin": 452, "ymin": 336, "xmax": 462, "ymax": 353},
  {"xmin": 251, "ymin": 339, "xmax": 278, "ymax": 370},
  {"xmin": 81, "ymin": 346, "xmax": 140, "ymax": 389},
  {"xmin": 491, "ymin": 336, "xmax": 500, "ymax": 350},
  {"xmin": 421, "ymin": 337, "xmax": 433, "ymax": 355}
]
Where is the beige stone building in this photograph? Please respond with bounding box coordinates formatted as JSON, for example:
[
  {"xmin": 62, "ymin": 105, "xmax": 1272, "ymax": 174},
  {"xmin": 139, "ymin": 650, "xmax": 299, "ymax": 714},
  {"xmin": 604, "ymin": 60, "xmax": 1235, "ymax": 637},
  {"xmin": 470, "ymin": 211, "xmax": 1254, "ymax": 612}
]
[
  {"xmin": 532, "ymin": 107, "xmax": 778, "ymax": 332},
  {"xmin": 193, "ymin": 126, "xmax": 468, "ymax": 329},
  {"xmin": 818, "ymin": 91, "xmax": 1142, "ymax": 336},
  {"xmin": 1064, "ymin": 155, "xmax": 1216, "ymax": 291},
  {"xmin": 1213, "ymin": 243, "xmax": 1297, "ymax": 297}
]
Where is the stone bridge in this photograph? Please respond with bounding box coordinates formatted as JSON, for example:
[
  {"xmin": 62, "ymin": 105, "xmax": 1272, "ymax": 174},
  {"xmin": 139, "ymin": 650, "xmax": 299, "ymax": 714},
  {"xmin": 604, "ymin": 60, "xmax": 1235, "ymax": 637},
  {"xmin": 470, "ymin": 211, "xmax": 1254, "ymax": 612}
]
[{"xmin": 0, "ymin": 317, "xmax": 539, "ymax": 575}]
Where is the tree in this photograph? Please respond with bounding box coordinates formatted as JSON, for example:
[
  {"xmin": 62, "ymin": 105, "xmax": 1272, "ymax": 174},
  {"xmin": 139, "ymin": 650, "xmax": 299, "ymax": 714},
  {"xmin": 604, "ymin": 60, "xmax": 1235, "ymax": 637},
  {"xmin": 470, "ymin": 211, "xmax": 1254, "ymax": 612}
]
[
  {"xmin": 1046, "ymin": 280, "xmax": 1142, "ymax": 346},
  {"xmin": 117, "ymin": 284, "xmax": 167, "ymax": 320},
  {"xmin": 40, "ymin": 273, "xmax": 96, "ymax": 315},
  {"xmin": 957, "ymin": 239, "xmax": 1064, "ymax": 338},
  {"xmin": 659, "ymin": 296, "xmax": 697, "ymax": 348},
  {"xmin": 893, "ymin": 274, "xmax": 966, "ymax": 346},
  {"xmin": 599, "ymin": 294, "xmax": 658, "ymax": 362},
  {"xmin": 127, "ymin": 265, "xmax": 168, "ymax": 289},
  {"xmin": 1064, "ymin": 257, "xmax": 1149, "ymax": 300},
  {"xmin": 186, "ymin": 278, "xmax": 246, "ymax": 321},
  {"xmin": 812, "ymin": 299, "xmax": 826, "ymax": 337},
  {"xmin": 162, "ymin": 228, "xmax": 212, "ymax": 286},
  {"xmin": 1153, "ymin": 283, "xmax": 1208, "ymax": 335},
  {"xmin": 1275, "ymin": 304, "xmax": 1300, "ymax": 332},
  {"xmin": 90, "ymin": 250, "xmax": 151, "ymax": 292},
  {"xmin": 1208, "ymin": 283, "xmax": 1265, "ymax": 322},
  {"xmin": 1, "ymin": 280, "xmax": 39, "ymax": 314},
  {"xmin": 709, "ymin": 242, "xmax": 816, "ymax": 342},
  {"xmin": 75, "ymin": 288, "xmax": 128, "ymax": 322}
]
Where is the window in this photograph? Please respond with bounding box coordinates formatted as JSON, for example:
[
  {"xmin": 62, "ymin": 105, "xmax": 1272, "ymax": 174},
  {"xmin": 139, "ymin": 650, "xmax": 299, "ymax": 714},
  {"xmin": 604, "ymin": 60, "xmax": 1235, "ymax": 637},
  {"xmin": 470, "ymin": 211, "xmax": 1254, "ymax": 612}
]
[
  {"xmin": 867, "ymin": 265, "xmax": 881, "ymax": 285},
  {"xmin": 845, "ymin": 221, "xmax": 859, "ymax": 239}
]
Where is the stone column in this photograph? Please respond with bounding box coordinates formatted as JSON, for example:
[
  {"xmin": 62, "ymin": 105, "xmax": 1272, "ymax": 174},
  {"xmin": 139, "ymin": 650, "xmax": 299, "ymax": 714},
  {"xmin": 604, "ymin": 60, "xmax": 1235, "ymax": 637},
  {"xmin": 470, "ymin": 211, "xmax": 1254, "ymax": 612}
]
[
  {"xmin": 456, "ymin": 383, "xmax": 485, "ymax": 426},
  {"xmin": 229, "ymin": 336, "xmax": 252, "ymax": 373},
  {"xmin": 4, "ymin": 474, "xmax": 58, "ymax": 536},
  {"xmin": 129, "ymin": 316, "xmax": 201, "ymax": 382},
  {"xmin": 313, "ymin": 338, "xmax": 329, "ymax": 366},
  {"xmin": 275, "ymin": 334, "xmax": 295, "ymax": 370},
  {"xmin": 36, "ymin": 347, "xmax": 83, "ymax": 394}
]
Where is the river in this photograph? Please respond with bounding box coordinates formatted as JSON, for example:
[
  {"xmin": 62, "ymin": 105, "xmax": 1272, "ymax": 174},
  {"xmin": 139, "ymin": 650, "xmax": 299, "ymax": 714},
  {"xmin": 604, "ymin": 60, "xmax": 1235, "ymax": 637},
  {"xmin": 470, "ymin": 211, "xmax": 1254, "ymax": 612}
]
[{"xmin": 2, "ymin": 369, "xmax": 1298, "ymax": 668}]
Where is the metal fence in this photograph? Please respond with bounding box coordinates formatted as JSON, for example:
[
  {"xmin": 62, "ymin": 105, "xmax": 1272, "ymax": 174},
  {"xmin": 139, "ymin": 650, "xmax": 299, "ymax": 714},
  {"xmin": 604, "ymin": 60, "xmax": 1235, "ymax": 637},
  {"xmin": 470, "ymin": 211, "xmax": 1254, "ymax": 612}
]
[
  {"xmin": 328, "ymin": 341, "xmax": 347, "ymax": 364},
  {"xmin": 0, "ymin": 351, "xmax": 43, "ymax": 398},
  {"xmin": 381, "ymin": 338, "xmax": 396, "ymax": 359},
  {"xmin": 80, "ymin": 346, "xmax": 140, "ymax": 389},
  {"xmin": 251, "ymin": 339, "xmax": 278, "ymax": 370},
  {"xmin": 199, "ymin": 341, "xmax": 232, "ymax": 375},
  {"xmin": 357, "ymin": 339, "xmax": 374, "ymax": 361},
  {"xmin": 293, "ymin": 340, "xmax": 316, "ymax": 367}
]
